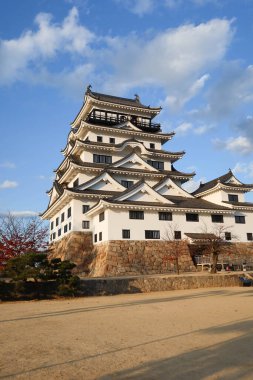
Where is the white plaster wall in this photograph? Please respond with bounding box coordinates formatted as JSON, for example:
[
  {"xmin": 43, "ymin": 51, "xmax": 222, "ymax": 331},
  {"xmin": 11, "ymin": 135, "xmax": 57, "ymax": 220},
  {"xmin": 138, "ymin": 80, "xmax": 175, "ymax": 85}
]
[
  {"xmin": 104, "ymin": 208, "xmax": 253, "ymax": 242},
  {"xmin": 201, "ymin": 190, "xmax": 245, "ymax": 205},
  {"xmin": 92, "ymin": 209, "xmax": 109, "ymax": 243},
  {"xmin": 82, "ymin": 130, "xmax": 162, "ymax": 149}
]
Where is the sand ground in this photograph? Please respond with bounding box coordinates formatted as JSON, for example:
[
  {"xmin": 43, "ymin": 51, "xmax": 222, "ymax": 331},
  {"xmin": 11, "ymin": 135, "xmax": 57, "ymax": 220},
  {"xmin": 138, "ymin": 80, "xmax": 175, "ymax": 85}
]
[{"xmin": 1, "ymin": 287, "xmax": 253, "ymax": 379}]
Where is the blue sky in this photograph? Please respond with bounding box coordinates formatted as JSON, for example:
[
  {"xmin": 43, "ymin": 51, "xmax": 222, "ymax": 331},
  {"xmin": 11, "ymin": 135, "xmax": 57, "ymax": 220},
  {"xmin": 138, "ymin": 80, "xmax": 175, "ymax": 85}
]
[{"xmin": 1, "ymin": 0, "xmax": 253, "ymax": 216}]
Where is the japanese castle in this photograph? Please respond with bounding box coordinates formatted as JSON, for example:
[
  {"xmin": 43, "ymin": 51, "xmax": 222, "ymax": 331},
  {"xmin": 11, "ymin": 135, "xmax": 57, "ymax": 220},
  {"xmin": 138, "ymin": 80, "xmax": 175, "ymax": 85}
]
[{"xmin": 42, "ymin": 86, "xmax": 253, "ymax": 275}]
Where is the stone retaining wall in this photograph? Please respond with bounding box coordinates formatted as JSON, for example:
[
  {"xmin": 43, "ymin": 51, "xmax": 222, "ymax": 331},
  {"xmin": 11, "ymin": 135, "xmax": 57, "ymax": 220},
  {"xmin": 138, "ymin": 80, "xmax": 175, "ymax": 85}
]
[
  {"xmin": 89, "ymin": 240, "xmax": 196, "ymax": 277},
  {"xmin": 80, "ymin": 273, "xmax": 245, "ymax": 296}
]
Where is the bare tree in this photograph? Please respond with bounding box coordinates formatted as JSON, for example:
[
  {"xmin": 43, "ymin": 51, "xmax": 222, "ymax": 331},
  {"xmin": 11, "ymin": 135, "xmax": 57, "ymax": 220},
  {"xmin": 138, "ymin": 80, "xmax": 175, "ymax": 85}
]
[
  {"xmin": 162, "ymin": 223, "xmax": 185, "ymax": 275},
  {"xmin": 200, "ymin": 223, "xmax": 237, "ymax": 274}
]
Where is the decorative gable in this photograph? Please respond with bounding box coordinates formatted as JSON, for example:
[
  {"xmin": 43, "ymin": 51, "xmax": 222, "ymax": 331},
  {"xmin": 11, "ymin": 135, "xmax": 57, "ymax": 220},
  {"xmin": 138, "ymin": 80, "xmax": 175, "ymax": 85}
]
[
  {"xmin": 224, "ymin": 175, "xmax": 242, "ymax": 185},
  {"xmin": 154, "ymin": 178, "xmax": 194, "ymax": 198},
  {"xmin": 114, "ymin": 181, "xmax": 173, "ymax": 204},
  {"xmin": 113, "ymin": 153, "xmax": 158, "ymax": 172},
  {"xmin": 78, "ymin": 172, "xmax": 125, "ymax": 192}
]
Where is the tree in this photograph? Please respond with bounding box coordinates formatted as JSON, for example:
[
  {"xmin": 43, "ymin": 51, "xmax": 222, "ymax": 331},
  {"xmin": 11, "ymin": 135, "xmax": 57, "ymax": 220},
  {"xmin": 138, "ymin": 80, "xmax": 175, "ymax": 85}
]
[
  {"xmin": 200, "ymin": 224, "xmax": 236, "ymax": 274},
  {"xmin": 0, "ymin": 213, "xmax": 48, "ymax": 267},
  {"xmin": 162, "ymin": 224, "xmax": 185, "ymax": 275}
]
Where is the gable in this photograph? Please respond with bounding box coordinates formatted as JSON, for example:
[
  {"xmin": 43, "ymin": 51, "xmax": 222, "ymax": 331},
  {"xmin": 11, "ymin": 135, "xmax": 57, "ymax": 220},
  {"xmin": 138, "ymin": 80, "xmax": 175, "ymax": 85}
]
[
  {"xmin": 114, "ymin": 153, "xmax": 158, "ymax": 172},
  {"xmin": 118, "ymin": 121, "xmax": 142, "ymax": 131},
  {"xmin": 224, "ymin": 175, "xmax": 242, "ymax": 185},
  {"xmin": 155, "ymin": 178, "xmax": 194, "ymax": 198},
  {"xmin": 115, "ymin": 182, "xmax": 173, "ymax": 204},
  {"xmin": 78, "ymin": 172, "xmax": 125, "ymax": 192}
]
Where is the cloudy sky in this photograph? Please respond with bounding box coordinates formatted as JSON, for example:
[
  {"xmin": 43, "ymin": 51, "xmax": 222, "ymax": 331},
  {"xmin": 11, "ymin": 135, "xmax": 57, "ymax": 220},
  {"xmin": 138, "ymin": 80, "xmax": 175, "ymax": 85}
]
[{"xmin": 1, "ymin": 0, "xmax": 253, "ymax": 217}]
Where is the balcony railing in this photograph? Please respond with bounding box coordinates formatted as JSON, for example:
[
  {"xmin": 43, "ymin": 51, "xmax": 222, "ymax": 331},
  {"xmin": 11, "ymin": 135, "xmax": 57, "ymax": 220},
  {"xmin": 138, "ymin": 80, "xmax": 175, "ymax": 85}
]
[{"xmin": 86, "ymin": 114, "xmax": 161, "ymax": 132}]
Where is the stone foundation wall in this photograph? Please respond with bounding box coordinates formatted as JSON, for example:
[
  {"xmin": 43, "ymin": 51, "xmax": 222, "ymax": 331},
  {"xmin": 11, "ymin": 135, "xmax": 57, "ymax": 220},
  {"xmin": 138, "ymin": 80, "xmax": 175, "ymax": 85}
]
[
  {"xmin": 48, "ymin": 232, "xmax": 93, "ymax": 273},
  {"xmin": 48, "ymin": 233, "xmax": 253, "ymax": 277},
  {"xmin": 89, "ymin": 240, "xmax": 196, "ymax": 277}
]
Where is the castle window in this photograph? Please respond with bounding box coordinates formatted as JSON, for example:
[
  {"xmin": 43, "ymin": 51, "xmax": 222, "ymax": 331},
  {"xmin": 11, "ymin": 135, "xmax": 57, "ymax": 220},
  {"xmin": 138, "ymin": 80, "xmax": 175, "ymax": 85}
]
[
  {"xmin": 82, "ymin": 205, "xmax": 90, "ymax": 213},
  {"xmin": 150, "ymin": 143, "xmax": 155, "ymax": 149},
  {"xmin": 147, "ymin": 160, "xmax": 164, "ymax": 170},
  {"xmin": 56, "ymin": 217, "xmax": 59, "ymax": 226},
  {"xmin": 186, "ymin": 213, "xmax": 199, "ymax": 222},
  {"xmin": 211, "ymin": 214, "xmax": 224, "ymax": 223},
  {"xmin": 159, "ymin": 212, "xmax": 172, "ymax": 221},
  {"xmin": 94, "ymin": 234, "xmax": 97, "ymax": 243},
  {"xmin": 67, "ymin": 207, "xmax": 71, "ymax": 218},
  {"xmin": 61, "ymin": 212, "xmax": 65, "ymax": 222},
  {"xmin": 50, "ymin": 221, "xmax": 54, "ymax": 230},
  {"xmin": 53, "ymin": 232, "xmax": 56, "ymax": 240},
  {"xmin": 145, "ymin": 230, "xmax": 160, "ymax": 239},
  {"xmin": 121, "ymin": 180, "xmax": 134, "ymax": 188},
  {"xmin": 68, "ymin": 222, "xmax": 71, "ymax": 231},
  {"xmin": 99, "ymin": 232, "xmax": 102, "ymax": 241},
  {"xmin": 58, "ymin": 228, "xmax": 61, "ymax": 237},
  {"xmin": 99, "ymin": 212, "xmax": 105, "ymax": 222},
  {"xmin": 97, "ymin": 136, "xmax": 103, "ymax": 143},
  {"xmin": 93, "ymin": 154, "xmax": 112, "ymax": 164},
  {"xmin": 82, "ymin": 221, "xmax": 90, "ymax": 229},
  {"xmin": 247, "ymin": 233, "xmax": 253, "ymax": 241},
  {"xmin": 174, "ymin": 231, "xmax": 181, "ymax": 240},
  {"xmin": 225, "ymin": 232, "xmax": 231, "ymax": 241},
  {"xmin": 110, "ymin": 137, "xmax": 115, "ymax": 144},
  {"xmin": 122, "ymin": 229, "xmax": 130, "ymax": 239},
  {"xmin": 64, "ymin": 224, "xmax": 68, "ymax": 233},
  {"xmin": 235, "ymin": 215, "xmax": 245, "ymax": 224},
  {"xmin": 73, "ymin": 178, "xmax": 79, "ymax": 187},
  {"xmin": 228, "ymin": 194, "xmax": 238, "ymax": 202},
  {"xmin": 129, "ymin": 210, "xmax": 144, "ymax": 219}
]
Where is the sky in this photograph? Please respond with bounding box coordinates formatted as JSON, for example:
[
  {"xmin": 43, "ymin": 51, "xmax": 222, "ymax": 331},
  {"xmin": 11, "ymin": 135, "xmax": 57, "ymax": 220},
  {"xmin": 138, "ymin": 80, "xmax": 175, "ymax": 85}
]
[{"xmin": 1, "ymin": 0, "xmax": 253, "ymax": 217}]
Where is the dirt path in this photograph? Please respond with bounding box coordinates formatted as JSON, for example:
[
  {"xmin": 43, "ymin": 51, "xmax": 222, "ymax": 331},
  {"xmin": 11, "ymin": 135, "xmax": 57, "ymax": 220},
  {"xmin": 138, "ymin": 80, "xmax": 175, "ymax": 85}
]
[{"xmin": 1, "ymin": 287, "xmax": 253, "ymax": 379}]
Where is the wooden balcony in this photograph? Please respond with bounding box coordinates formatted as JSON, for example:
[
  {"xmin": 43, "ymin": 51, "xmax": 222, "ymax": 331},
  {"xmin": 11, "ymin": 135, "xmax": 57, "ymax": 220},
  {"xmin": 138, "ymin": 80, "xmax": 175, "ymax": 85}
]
[{"xmin": 86, "ymin": 113, "xmax": 161, "ymax": 133}]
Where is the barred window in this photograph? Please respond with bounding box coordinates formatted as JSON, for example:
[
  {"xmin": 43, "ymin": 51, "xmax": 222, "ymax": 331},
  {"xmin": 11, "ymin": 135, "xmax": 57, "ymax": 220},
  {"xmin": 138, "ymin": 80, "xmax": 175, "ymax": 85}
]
[
  {"xmin": 129, "ymin": 210, "xmax": 144, "ymax": 219},
  {"xmin": 186, "ymin": 213, "xmax": 199, "ymax": 222},
  {"xmin": 64, "ymin": 225, "xmax": 68, "ymax": 233},
  {"xmin": 247, "ymin": 233, "xmax": 253, "ymax": 241},
  {"xmin": 67, "ymin": 207, "xmax": 71, "ymax": 218},
  {"xmin": 50, "ymin": 221, "xmax": 54, "ymax": 230},
  {"xmin": 159, "ymin": 212, "xmax": 172, "ymax": 221},
  {"xmin": 94, "ymin": 233, "xmax": 97, "ymax": 243},
  {"xmin": 122, "ymin": 229, "xmax": 130, "ymax": 239},
  {"xmin": 82, "ymin": 205, "xmax": 90, "ymax": 213},
  {"xmin": 228, "ymin": 194, "xmax": 238, "ymax": 202},
  {"xmin": 99, "ymin": 232, "xmax": 102, "ymax": 241},
  {"xmin": 97, "ymin": 136, "xmax": 103, "ymax": 143},
  {"xmin": 93, "ymin": 154, "xmax": 112, "ymax": 164},
  {"xmin": 174, "ymin": 231, "xmax": 181, "ymax": 240},
  {"xmin": 82, "ymin": 221, "xmax": 90, "ymax": 229},
  {"xmin": 56, "ymin": 217, "xmax": 59, "ymax": 226},
  {"xmin": 61, "ymin": 212, "xmax": 65, "ymax": 222},
  {"xmin": 145, "ymin": 230, "xmax": 160, "ymax": 239},
  {"xmin": 110, "ymin": 137, "xmax": 115, "ymax": 144},
  {"xmin": 68, "ymin": 222, "xmax": 71, "ymax": 231},
  {"xmin": 225, "ymin": 232, "xmax": 231, "ymax": 241},
  {"xmin": 121, "ymin": 180, "xmax": 134, "ymax": 188},
  {"xmin": 235, "ymin": 215, "xmax": 245, "ymax": 224},
  {"xmin": 211, "ymin": 214, "xmax": 224, "ymax": 223},
  {"xmin": 147, "ymin": 160, "xmax": 164, "ymax": 170},
  {"xmin": 99, "ymin": 212, "xmax": 105, "ymax": 222},
  {"xmin": 58, "ymin": 228, "xmax": 61, "ymax": 237}
]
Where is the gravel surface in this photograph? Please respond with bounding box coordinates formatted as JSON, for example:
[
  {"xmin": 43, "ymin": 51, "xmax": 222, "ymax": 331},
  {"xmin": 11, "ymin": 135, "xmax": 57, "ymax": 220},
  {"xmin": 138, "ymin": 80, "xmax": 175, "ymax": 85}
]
[{"xmin": 1, "ymin": 287, "xmax": 253, "ymax": 379}]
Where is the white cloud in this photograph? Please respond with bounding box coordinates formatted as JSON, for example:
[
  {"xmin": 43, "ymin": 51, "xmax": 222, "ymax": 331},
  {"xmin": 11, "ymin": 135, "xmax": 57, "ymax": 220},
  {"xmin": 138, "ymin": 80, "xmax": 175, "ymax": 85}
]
[
  {"xmin": 214, "ymin": 136, "xmax": 253, "ymax": 155},
  {"xmin": 105, "ymin": 19, "xmax": 233, "ymax": 107},
  {"xmin": 0, "ymin": 7, "xmax": 94, "ymax": 85},
  {"xmin": 175, "ymin": 122, "xmax": 193, "ymax": 135},
  {"xmin": 0, "ymin": 180, "xmax": 18, "ymax": 189},
  {"xmin": 0, "ymin": 161, "xmax": 16, "ymax": 169},
  {"xmin": 233, "ymin": 162, "xmax": 253, "ymax": 178},
  {"xmin": 182, "ymin": 177, "xmax": 206, "ymax": 193},
  {"xmin": 0, "ymin": 211, "xmax": 39, "ymax": 217}
]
